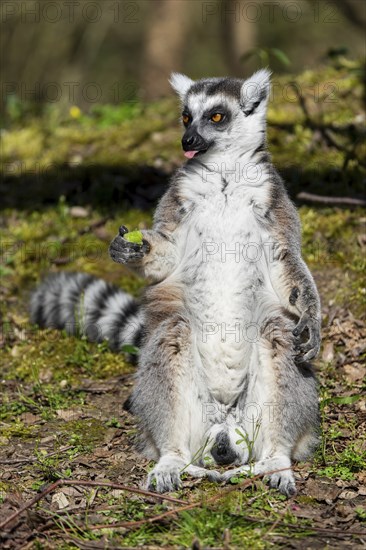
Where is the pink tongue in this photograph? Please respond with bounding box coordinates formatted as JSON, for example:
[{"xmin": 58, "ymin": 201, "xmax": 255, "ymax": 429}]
[{"xmin": 184, "ymin": 151, "xmax": 198, "ymax": 159}]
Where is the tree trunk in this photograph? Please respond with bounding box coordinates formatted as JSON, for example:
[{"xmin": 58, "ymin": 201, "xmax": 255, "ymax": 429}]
[
  {"xmin": 220, "ymin": 0, "xmax": 256, "ymax": 77},
  {"xmin": 141, "ymin": 0, "xmax": 189, "ymax": 99}
]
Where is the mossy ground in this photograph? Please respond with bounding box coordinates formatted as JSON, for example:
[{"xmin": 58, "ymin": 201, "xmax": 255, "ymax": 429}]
[{"xmin": 0, "ymin": 63, "xmax": 365, "ymax": 548}]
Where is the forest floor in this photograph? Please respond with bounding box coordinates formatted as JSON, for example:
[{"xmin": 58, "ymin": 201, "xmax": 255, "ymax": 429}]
[{"xmin": 0, "ymin": 63, "xmax": 365, "ymax": 548}]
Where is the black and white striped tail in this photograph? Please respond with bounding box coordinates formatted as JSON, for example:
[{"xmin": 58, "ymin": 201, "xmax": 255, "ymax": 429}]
[{"xmin": 30, "ymin": 272, "xmax": 144, "ymax": 352}]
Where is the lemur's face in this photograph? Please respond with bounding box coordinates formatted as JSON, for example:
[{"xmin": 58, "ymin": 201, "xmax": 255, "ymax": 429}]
[
  {"xmin": 181, "ymin": 87, "xmax": 240, "ymax": 158},
  {"xmin": 170, "ymin": 71, "xmax": 271, "ymax": 158}
]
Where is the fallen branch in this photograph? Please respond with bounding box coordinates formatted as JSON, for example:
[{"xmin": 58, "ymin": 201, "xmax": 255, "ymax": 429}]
[
  {"xmin": 297, "ymin": 192, "xmax": 366, "ymax": 207},
  {"xmin": 3, "ymin": 469, "xmax": 365, "ymax": 542},
  {"xmin": 80, "ymin": 470, "xmax": 366, "ymax": 539},
  {"xmin": 0, "ymin": 469, "xmax": 283, "ymax": 532},
  {"xmin": 81, "ymin": 470, "xmax": 289, "ymax": 530},
  {"xmin": 0, "ymin": 479, "xmax": 186, "ymax": 531}
]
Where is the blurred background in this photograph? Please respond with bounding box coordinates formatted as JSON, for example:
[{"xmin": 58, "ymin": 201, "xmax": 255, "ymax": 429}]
[
  {"xmin": 0, "ymin": 0, "xmax": 365, "ymax": 208},
  {"xmin": 1, "ymin": 0, "xmax": 365, "ymax": 109}
]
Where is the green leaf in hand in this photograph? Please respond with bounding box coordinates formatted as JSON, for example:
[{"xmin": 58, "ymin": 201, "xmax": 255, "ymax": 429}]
[{"xmin": 124, "ymin": 230, "xmax": 143, "ymax": 245}]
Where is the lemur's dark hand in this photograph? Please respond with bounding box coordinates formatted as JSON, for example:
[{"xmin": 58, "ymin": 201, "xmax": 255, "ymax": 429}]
[
  {"xmin": 109, "ymin": 225, "xmax": 150, "ymax": 264},
  {"xmin": 293, "ymin": 310, "xmax": 321, "ymax": 361}
]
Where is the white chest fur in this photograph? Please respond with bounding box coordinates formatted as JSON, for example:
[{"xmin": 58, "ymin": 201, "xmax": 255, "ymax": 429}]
[{"xmin": 172, "ymin": 164, "xmax": 279, "ymax": 404}]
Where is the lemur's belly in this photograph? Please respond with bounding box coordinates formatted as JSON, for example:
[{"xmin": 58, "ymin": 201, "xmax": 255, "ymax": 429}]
[{"xmin": 178, "ymin": 191, "xmax": 279, "ymax": 404}]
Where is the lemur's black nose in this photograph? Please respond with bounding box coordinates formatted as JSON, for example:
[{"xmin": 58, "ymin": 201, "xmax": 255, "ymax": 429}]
[
  {"xmin": 185, "ymin": 135, "xmax": 195, "ymax": 146},
  {"xmin": 182, "ymin": 130, "xmax": 208, "ymax": 152}
]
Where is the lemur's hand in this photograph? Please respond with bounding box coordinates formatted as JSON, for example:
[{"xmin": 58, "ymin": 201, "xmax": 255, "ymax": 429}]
[
  {"xmin": 109, "ymin": 225, "xmax": 150, "ymax": 264},
  {"xmin": 293, "ymin": 310, "xmax": 321, "ymax": 362}
]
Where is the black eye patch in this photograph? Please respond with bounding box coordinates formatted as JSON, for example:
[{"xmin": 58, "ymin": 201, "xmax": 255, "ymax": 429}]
[
  {"xmin": 203, "ymin": 105, "xmax": 227, "ymax": 117},
  {"xmin": 202, "ymin": 106, "xmax": 231, "ymax": 125},
  {"xmin": 182, "ymin": 111, "xmax": 192, "ymax": 125}
]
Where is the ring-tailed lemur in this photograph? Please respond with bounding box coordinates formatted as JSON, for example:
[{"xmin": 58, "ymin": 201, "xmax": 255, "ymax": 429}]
[{"xmin": 31, "ymin": 70, "xmax": 321, "ymax": 497}]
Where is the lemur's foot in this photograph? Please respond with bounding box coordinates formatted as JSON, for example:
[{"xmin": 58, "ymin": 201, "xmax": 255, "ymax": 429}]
[
  {"xmin": 147, "ymin": 458, "xmax": 223, "ymax": 493},
  {"xmin": 265, "ymin": 470, "xmax": 297, "ymax": 497},
  {"xmin": 109, "ymin": 225, "xmax": 150, "ymax": 264},
  {"xmin": 219, "ymin": 457, "xmax": 297, "ymax": 498},
  {"xmin": 147, "ymin": 457, "xmax": 183, "ymax": 493},
  {"xmin": 293, "ymin": 310, "xmax": 321, "ymax": 361}
]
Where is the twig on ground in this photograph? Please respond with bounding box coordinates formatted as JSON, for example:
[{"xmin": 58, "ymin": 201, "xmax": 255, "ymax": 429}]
[
  {"xmin": 0, "ymin": 479, "xmax": 186, "ymax": 531},
  {"xmin": 78, "ymin": 469, "xmax": 299, "ymax": 530},
  {"xmin": 296, "ymin": 192, "xmax": 366, "ymax": 207},
  {"xmin": 3, "ymin": 468, "xmax": 365, "ymax": 542},
  {"xmin": 82, "ymin": 469, "xmax": 366, "ymax": 539}
]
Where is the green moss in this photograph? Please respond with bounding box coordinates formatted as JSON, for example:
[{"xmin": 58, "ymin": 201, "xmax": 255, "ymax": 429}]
[
  {"xmin": 0, "ymin": 397, "xmax": 27, "ymax": 420},
  {"xmin": 299, "ymin": 207, "xmax": 366, "ymax": 313},
  {"xmin": 316, "ymin": 465, "xmax": 355, "ymax": 481},
  {"xmin": 2, "ymin": 333, "xmax": 133, "ymax": 384},
  {"xmin": 2, "ymin": 65, "xmax": 364, "ymax": 205},
  {"xmin": 0, "ymin": 98, "xmax": 179, "ymax": 175},
  {"xmin": 1, "ymin": 126, "xmax": 45, "ymax": 164},
  {"xmin": 112, "ymin": 488, "xmax": 312, "ymax": 548},
  {"xmin": 296, "ymin": 495, "xmax": 317, "ymax": 506},
  {"xmin": 59, "ymin": 418, "xmax": 108, "ymax": 448},
  {"xmin": 1, "ymin": 419, "xmax": 37, "ymax": 440}
]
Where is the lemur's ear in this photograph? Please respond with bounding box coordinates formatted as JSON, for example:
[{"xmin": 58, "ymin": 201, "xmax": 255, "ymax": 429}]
[
  {"xmin": 169, "ymin": 73, "xmax": 194, "ymax": 100},
  {"xmin": 240, "ymin": 69, "xmax": 271, "ymax": 116}
]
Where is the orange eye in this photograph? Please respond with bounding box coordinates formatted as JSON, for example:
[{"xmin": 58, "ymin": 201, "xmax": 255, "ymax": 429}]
[
  {"xmin": 182, "ymin": 114, "xmax": 190, "ymax": 124},
  {"xmin": 211, "ymin": 113, "xmax": 223, "ymax": 123}
]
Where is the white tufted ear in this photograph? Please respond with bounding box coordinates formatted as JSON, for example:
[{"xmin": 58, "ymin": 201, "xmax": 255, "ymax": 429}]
[
  {"xmin": 240, "ymin": 69, "xmax": 271, "ymax": 115},
  {"xmin": 169, "ymin": 72, "xmax": 194, "ymax": 101}
]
